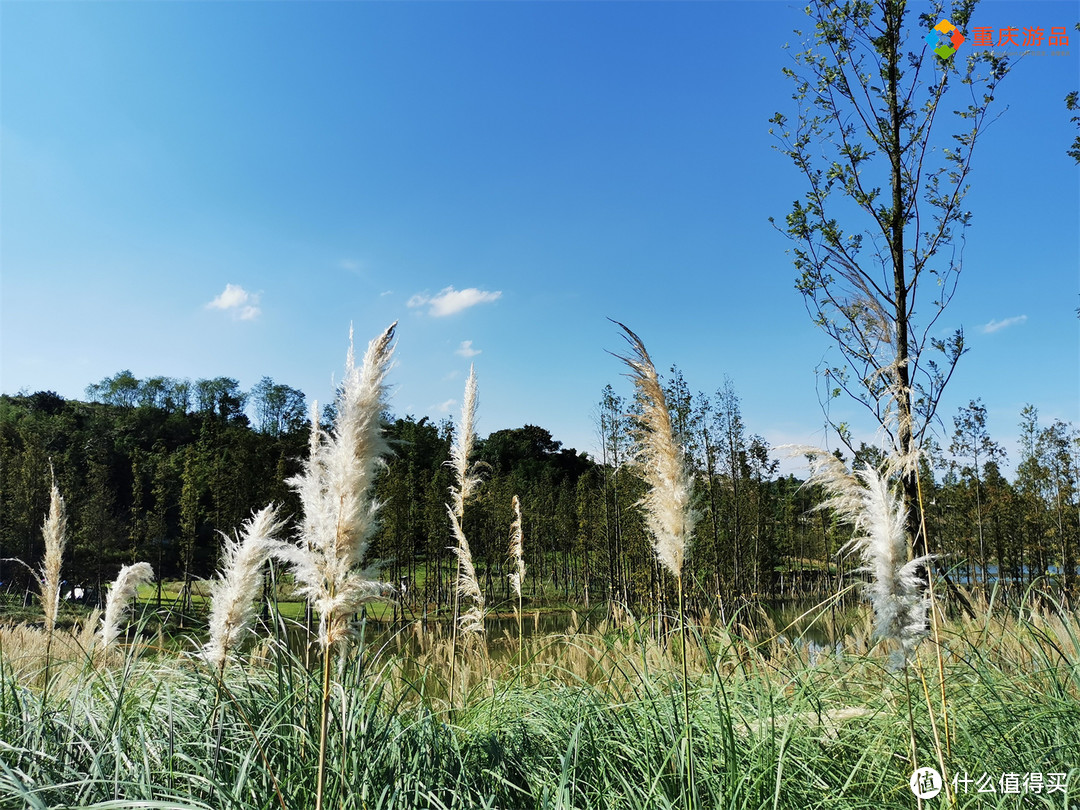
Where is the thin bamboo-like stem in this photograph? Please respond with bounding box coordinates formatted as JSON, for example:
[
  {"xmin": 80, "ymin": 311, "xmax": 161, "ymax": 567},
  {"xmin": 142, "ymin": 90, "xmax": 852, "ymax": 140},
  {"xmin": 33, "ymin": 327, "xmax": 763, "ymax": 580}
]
[
  {"xmin": 915, "ymin": 654, "xmax": 954, "ymax": 806},
  {"xmin": 678, "ymin": 574, "xmax": 695, "ymax": 810},
  {"xmin": 904, "ymin": 666, "xmax": 921, "ymax": 810},
  {"xmin": 915, "ymin": 469, "xmax": 951, "ymax": 757},
  {"xmin": 316, "ymin": 628, "xmax": 333, "ymax": 810}
]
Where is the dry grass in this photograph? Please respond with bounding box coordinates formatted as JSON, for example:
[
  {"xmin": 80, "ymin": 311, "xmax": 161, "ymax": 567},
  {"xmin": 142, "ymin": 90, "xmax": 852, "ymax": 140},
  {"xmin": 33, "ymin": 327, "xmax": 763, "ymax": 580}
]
[{"xmin": 0, "ymin": 613, "xmax": 98, "ymax": 687}]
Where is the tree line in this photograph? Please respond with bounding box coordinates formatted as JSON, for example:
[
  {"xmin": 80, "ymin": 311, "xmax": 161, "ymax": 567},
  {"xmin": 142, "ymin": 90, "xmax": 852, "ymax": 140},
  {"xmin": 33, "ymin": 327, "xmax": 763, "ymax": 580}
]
[{"xmin": 1, "ymin": 368, "xmax": 1077, "ymax": 617}]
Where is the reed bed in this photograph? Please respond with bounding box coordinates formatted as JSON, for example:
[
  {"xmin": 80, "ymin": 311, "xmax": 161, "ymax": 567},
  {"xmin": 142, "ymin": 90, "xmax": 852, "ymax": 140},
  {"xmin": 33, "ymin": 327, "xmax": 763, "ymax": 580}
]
[{"xmin": 2, "ymin": 601, "xmax": 1078, "ymax": 810}]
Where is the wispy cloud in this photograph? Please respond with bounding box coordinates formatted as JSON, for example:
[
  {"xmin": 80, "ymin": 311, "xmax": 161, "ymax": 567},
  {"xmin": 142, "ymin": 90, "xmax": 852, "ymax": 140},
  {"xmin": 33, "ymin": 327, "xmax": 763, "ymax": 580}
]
[
  {"xmin": 339, "ymin": 259, "xmax": 363, "ymax": 273},
  {"xmin": 206, "ymin": 284, "xmax": 261, "ymax": 321},
  {"xmin": 982, "ymin": 315, "xmax": 1027, "ymax": 334},
  {"xmin": 436, "ymin": 398, "xmax": 456, "ymax": 413},
  {"xmin": 407, "ymin": 286, "xmax": 502, "ymax": 317},
  {"xmin": 456, "ymin": 340, "xmax": 481, "ymax": 358}
]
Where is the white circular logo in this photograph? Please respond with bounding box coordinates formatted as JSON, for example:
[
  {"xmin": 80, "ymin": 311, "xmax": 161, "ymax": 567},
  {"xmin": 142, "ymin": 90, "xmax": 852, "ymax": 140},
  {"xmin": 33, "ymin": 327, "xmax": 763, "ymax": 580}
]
[{"xmin": 910, "ymin": 767, "xmax": 943, "ymax": 799}]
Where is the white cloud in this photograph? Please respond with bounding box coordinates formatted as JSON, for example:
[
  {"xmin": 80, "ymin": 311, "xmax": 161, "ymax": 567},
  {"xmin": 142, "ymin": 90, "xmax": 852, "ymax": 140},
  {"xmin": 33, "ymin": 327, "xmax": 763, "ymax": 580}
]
[
  {"xmin": 456, "ymin": 340, "xmax": 481, "ymax": 358},
  {"xmin": 407, "ymin": 286, "xmax": 502, "ymax": 317},
  {"xmin": 380, "ymin": 290, "xmax": 393, "ymax": 297},
  {"xmin": 436, "ymin": 398, "xmax": 456, "ymax": 413},
  {"xmin": 339, "ymin": 259, "xmax": 364, "ymax": 273},
  {"xmin": 982, "ymin": 314, "xmax": 1027, "ymax": 334},
  {"xmin": 206, "ymin": 284, "xmax": 261, "ymax": 320}
]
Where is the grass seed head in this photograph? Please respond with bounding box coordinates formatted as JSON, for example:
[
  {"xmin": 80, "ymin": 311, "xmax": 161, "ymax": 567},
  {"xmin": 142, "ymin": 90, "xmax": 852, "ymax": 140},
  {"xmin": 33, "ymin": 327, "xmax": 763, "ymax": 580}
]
[
  {"xmin": 280, "ymin": 322, "xmax": 397, "ymax": 650},
  {"xmin": 204, "ymin": 504, "xmax": 285, "ymax": 671},
  {"xmin": 798, "ymin": 448, "xmax": 930, "ymax": 664},
  {"xmin": 449, "ymin": 507, "xmax": 485, "ymax": 635},
  {"xmin": 40, "ymin": 472, "xmax": 68, "ymax": 634},
  {"xmin": 100, "ymin": 562, "xmax": 154, "ymax": 650},
  {"xmin": 508, "ymin": 495, "xmax": 525, "ymax": 599},
  {"xmin": 612, "ymin": 321, "xmax": 697, "ymax": 579}
]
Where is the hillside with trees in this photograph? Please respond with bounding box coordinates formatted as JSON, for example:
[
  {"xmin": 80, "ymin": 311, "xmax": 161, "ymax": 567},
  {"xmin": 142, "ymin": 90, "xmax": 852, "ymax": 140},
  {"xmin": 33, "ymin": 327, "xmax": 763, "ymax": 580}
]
[{"xmin": 3, "ymin": 369, "xmax": 1076, "ymax": 617}]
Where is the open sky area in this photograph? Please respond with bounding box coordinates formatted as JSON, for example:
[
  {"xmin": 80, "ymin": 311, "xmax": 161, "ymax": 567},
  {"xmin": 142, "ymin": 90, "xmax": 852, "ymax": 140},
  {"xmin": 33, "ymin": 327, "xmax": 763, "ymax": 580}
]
[{"xmin": 3, "ymin": 0, "xmax": 1077, "ymax": 474}]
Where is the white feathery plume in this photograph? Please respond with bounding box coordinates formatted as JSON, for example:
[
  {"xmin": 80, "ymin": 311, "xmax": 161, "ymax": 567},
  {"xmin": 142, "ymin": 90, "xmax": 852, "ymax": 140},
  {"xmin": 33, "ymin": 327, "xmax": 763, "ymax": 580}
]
[
  {"xmin": 276, "ymin": 322, "xmax": 397, "ymax": 651},
  {"xmin": 799, "ymin": 447, "xmax": 931, "ymax": 665},
  {"xmin": 40, "ymin": 474, "xmax": 67, "ymax": 634},
  {"xmin": 446, "ymin": 366, "xmax": 485, "ymax": 636},
  {"xmin": 792, "ymin": 446, "xmax": 865, "ymax": 527},
  {"xmin": 508, "ymin": 495, "xmax": 525, "ymax": 599},
  {"xmin": 100, "ymin": 562, "xmax": 155, "ymax": 650},
  {"xmin": 448, "ymin": 506, "xmax": 485, "ymax": 635},
  {"xmin": 612, "ymin": 321, "xmax": 697, "ymax": 579},
  {"xmin": 203, "ymin": 504, "xmax": 285, "ymax": 671},
  {"xmin": 448, "ymin": 365, "xmax": 481, "ymax": 520}
]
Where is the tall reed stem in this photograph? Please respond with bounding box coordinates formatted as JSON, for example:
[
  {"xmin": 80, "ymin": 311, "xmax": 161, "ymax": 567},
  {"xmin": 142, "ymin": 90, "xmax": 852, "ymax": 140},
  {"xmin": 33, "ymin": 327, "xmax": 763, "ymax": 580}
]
[
  {"xmin": 611, "ymin": 321, "xmax": 697, "ymax": 810},
  {"xmin": 678, "ymin": 574, "xmax": 694, "ymax": 809},
  {"xmin": 316, "ymin": 623, "xmax": 333, "ymax": 810}
]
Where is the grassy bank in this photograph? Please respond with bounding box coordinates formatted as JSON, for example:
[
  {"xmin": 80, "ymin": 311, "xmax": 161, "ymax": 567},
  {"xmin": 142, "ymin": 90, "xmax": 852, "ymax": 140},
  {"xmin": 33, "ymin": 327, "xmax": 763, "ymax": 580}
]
[{"xmin": 1, "ymin": 598, "xmax": 1078, "ymax": 810}]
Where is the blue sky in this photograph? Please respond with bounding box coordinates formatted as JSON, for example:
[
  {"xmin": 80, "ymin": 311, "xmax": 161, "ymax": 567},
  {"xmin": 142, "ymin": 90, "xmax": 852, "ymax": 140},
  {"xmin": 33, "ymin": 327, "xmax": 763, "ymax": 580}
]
[{"xmin": 3, "ymin": 1, "xmax": 1077, "ymax": 473}]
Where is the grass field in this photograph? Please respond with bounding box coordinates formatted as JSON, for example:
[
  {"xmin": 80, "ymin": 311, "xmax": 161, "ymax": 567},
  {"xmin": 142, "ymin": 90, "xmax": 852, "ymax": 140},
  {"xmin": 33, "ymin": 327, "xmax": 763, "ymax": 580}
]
[{"xmin": 1, "ymin": 594, "xmax": 1078, "ymax": 809}]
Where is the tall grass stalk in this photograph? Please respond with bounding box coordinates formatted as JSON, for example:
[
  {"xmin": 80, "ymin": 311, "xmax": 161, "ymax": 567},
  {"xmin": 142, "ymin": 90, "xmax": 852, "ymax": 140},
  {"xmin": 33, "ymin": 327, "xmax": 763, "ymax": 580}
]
[
  {"xmin": 613, "ymin": 321, "xmax": 699, "ymax": 809},
  {"xmin": 508, "ymin": 494, "xmax": 525, "ymax": 668},
  {"xmin": 447, "ymin": 365, "xmax": 483, "ymax": 708},
  {"xmin": 37, "ymin": 471, "xmax": 68, "ymax": 703},
  {"xmin": 99, "ymin": 562, "xmax": 155, "ymax": 651},
  {"xmin": 0, "ymin": 471, "xmax": 70, "ymax": 699},
  {"xmin": 275, "ymin": 321, "xmax": 396, "ymax": 810}
]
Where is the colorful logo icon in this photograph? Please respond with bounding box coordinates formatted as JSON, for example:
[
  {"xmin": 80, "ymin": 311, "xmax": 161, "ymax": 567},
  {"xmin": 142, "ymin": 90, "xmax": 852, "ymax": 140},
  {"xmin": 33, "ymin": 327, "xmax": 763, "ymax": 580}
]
[{"xmin": 925, "ymin": 19, "xmax": 965, "ymax": 58}]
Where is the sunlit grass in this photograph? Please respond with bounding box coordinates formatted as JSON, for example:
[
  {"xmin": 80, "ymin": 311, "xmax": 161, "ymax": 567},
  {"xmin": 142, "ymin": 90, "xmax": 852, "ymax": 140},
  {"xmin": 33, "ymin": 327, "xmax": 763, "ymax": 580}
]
[{"xmin": 2, "ymin": 597, "xmax": 1078, "ymax": 809}]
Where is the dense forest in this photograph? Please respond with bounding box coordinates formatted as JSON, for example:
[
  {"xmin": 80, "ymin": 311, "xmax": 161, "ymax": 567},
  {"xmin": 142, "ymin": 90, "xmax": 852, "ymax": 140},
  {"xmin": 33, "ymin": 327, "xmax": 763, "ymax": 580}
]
[{"xmin": 2, "ymin": 368, "xmax": 1077, "ymax": 614}]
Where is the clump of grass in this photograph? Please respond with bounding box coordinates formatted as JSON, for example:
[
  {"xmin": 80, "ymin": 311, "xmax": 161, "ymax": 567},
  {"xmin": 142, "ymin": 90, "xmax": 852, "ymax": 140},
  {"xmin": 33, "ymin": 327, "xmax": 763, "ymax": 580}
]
[
  {"xmin": 203, "ymin": 504, "xmax": 285, "ymax": 673},
  {"xmin": 100, "ymin": 562, "xmax": 155, "ymax": 651},
  {"xmin": 2, "ymin": 601, "xmax": 1079, "ymax": 809}
]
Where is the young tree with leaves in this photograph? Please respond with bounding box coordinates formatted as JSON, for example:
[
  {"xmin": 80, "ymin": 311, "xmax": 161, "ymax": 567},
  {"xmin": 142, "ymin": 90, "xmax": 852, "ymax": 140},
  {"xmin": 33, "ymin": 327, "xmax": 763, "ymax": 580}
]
[{"xmin": 771, "ymin": 0, "xmax": 1009, "ymax": 568}]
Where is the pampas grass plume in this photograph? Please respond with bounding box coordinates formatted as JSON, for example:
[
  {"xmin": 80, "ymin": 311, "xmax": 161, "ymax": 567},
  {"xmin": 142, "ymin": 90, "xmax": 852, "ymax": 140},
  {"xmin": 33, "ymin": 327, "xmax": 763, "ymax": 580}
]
[
  {"xmin": 40, "ymin": 475, "xmax": 67, "ymax": 634},
  {"xmin": 508, "ymin": 495, "xmax": 525, "ymax": 599},
  {"xmin": 447, "ymin": 365, "xmax": 485, "ymax": 635},
  {"xmin": 100, "ymin": 562, "xmax": 155, "ymax": 650},
  {"xmin": 203, "ymin": 504, "xmax": 285, "ymax": 671},
  {"xmin": 449, "ymin": 365, "xmax": 480, "ymax": 520},
  {"xmin": 449, "ymin": 506, "xmax": 485, "ymax": 634},
  {"xmin": 798, "ymin": 446, "xmax": 930, "ymax": 663},
  {"xmin": 278, "ymin": 322, "xmax": 397, "ymax": 650},
  {"xmin": 612, "ymin": 321, "xmax": 697, "ymax": 578}
]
